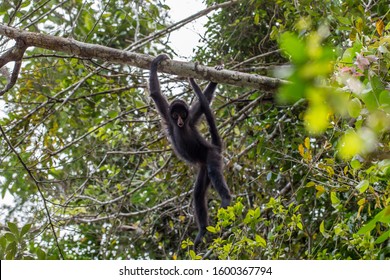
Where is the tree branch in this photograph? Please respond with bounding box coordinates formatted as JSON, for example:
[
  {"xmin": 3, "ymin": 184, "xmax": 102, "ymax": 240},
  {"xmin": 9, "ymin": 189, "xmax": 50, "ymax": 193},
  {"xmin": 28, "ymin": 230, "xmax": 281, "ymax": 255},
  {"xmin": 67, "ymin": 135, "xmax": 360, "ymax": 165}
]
[
  {"xmin": 0, "ymin": 24, "xmax": 286, "ymax": 93},
  {"xmin": 0, "ymin": 39, "xmax": 27, "ymax": 96},
  {"xmin": 0, "ymin": 124, "xmax": 65, "ymax": 259},
  {"xmin": 128, "ymin": 0, "xmax": 240, "ymax": 51}
]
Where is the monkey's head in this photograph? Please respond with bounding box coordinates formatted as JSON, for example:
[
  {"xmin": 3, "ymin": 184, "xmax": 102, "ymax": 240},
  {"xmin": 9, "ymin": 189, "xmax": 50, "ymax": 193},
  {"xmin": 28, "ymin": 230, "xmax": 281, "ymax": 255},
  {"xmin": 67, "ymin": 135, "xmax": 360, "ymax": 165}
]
[{"xmin": 169, "ymin": 100, "xmax": 189, "ymax": 128}]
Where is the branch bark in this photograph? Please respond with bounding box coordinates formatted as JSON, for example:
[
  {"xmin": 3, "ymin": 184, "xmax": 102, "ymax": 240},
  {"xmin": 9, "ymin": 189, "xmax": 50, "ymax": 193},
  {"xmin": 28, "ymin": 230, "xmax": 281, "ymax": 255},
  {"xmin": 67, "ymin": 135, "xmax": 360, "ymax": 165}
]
[
  {"xmin": 0, "ymin": 38, "xmax": 27, "ymax": 96},
  {"xmin": 0, "ymin": 24, "xmax": 286, "ymax": 92}
]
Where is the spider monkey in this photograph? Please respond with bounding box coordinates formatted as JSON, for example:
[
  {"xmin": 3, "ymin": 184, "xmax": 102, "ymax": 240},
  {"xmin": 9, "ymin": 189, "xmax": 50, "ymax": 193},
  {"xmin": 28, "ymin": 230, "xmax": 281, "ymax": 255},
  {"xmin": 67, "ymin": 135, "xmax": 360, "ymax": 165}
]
[{"xmin": 149, "ymin": 54, "xmax": 231, "ymax": 247}]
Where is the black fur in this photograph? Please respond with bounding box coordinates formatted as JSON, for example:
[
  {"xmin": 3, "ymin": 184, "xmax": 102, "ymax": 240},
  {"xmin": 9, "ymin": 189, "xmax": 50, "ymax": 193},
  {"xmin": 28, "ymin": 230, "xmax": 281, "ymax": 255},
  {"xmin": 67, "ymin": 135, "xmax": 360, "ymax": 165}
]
[{"xmin": 149, "ymin": 54, "xmax": 231, "ymax": 247}]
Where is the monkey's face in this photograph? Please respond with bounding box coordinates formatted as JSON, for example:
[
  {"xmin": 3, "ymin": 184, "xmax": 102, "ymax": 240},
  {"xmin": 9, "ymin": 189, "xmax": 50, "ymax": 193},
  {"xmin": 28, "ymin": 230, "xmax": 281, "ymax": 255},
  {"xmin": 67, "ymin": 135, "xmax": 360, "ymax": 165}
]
[
  {"xmin": 170, "ymin": 100, "xmax": 189, "ymax": 128},
  {"xmin": 171, "ymin": 109, "xmax": 187, "ymax": 128}
]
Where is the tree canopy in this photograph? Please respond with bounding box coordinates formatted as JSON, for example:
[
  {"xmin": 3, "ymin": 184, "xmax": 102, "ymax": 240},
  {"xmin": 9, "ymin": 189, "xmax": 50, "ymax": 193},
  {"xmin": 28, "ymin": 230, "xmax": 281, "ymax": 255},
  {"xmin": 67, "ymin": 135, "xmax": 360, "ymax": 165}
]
[{"xmin": 0, "ymin": 0, "xmax": 389, "ymax": 260}]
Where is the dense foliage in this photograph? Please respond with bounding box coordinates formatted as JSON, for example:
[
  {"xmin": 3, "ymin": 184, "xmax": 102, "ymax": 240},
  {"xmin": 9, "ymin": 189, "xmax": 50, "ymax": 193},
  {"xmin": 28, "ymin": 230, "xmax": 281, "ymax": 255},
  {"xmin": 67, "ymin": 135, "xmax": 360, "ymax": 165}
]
[{"xmin": 0, "ymin": 0, "xmax": 389, "ymax": 260}]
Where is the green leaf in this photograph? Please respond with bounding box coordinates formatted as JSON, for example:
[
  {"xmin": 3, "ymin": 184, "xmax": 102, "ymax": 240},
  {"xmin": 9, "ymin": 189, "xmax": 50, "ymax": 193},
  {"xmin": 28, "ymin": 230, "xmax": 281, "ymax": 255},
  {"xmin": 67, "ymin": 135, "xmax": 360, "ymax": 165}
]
[
  {"xmin": 4, "ymin": 233, "xmax": 16, "ymax": 242},
  {"xmin": 338, "ymin": 130, "xmax": 364, "ymax": 160},
  {"xmin": 357, "ymin": 218, "xmax": 377, "ymax": 235},
  {"xmin": 189, "ymin": 250, "xmax": 201, "ymax": 260},
  {"xmin": 84, "ymin": 13, "xmax": 94, "ymax": 31},
  {"xmin": 0, "ymin": 236, "xmax": 7, "ymax": 249},
  {"xmin": 379, "ymin": 90, "xmax": 390, "ymax": 105},
  {"xmin": 20, "ymin": 0, "xmax": 31, "ymax": 8},
  {"xmin": 357, "ymin": 198, "xmax": 366, "ymax": 206},
  {"xmin": 350, "ymin": 159, "xmax": 361, "ymax": 169},
  {"xmin": 378, "ymin": 206, "xmax": 390, "ymax": 223},
  {"xmin": 306, "ymin": 181, "xmax": 315, "ymax": 187},
  {"xmin": 254, "ymin": 207, "xmax": 261, "ymax": 219},
  {"xmin": 206, "ymin": 226, "xmax": 217, "ymax": 234},
  {"xmin": 334, "ymin": 225, "xmax": 343, "ymax": 235},
  {"xmin": 347, "ymin": 98, "xmax": 362, "ymax": 118},
  {"xmin": 279, "ymin": 32, "xmax": 307, "ymax": 64},
  {"xmin": 277, "ymin": 78, "xmax": 305, "ymax": 104},
  {"xmin": 371, "ymin": 75, "xmax": 385, "ymax": 95},
  {"xmin": 233, "ymin": 200, "xmax": 244, "ymax": 215},
  {"xmin": 378, "ymin": 159, "xmax": 390, "ymax": 176},
  {"xmin": 320, "ymin": 221, "xmax": 325, "ymax": 234},
  {"xmin": 355, "ymin": 17, "xmax": 363, "ymax": 32},
  {"xmin": 7, "ymin": 222, "xmax": 19, "ymax": 237},
  {"xmin": 36, "ymin": 248, "xmax": 46, "ymax": 260},
  {"xmin": 108, "ymin": 110, "xmax": 119, "ymax": 118},
  {"xmin": 293, "ymin": 204, "xmax": 302, "ymax": 213},
  {"xmin": 330, "ymin": 192, "xmax": 340, "ymax": 206},
  {"xmin": 356, "ymin": 180, "xmax": 369, "ymax": 194},
  {"xmin": 379, "ymin": 90, "xmax": 390, "ymax": 112},
  {"xmin": 301, "ymin": 61, "xmax": 333, "ymax": 78},
  {"xmin": 255, "ymin": 235, "xmax": 266, "ymax": 247},
  {"xmin": 20, "ymin": 224, "xmax": 32, "ymax": 237},
  {"xmin": 361, "ymin": 91, "xmax": 379, "ymax": 112},
  {"xmin": 304, "ymin": 103, "xmax": 330, "ymax": 135},
  {"xmin": 341, "ymin": 47, "xmax": 355, "ymax": 63},
  {"xmin": 304, "ymin": 137, "xmax": 311, "ymax": 149},
  {"xmin": 254, "ymin": 13, "xmax": 260, "ymax": 25},
  {"xmin": 336, "ymin": 16, "xmax": 351, "ymax": 25},
  {"xmin": 358, "ymin": 205, "xmax": 390, "ymax": 235},
  {"xmin": 6, "ymin": 241, "xmax": 17, "ymax": 260},
  {"xmin": 375, "ymin": 230, "xmax": 390, "ymax": 244}
]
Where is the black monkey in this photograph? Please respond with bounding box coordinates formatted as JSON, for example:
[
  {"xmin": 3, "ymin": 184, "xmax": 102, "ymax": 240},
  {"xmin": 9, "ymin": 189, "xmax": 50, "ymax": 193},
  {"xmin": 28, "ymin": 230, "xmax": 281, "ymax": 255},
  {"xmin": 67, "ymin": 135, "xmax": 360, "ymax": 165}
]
[{"xmin": 149, "ymin": 54, "xmax": 231, "ymax": 246}]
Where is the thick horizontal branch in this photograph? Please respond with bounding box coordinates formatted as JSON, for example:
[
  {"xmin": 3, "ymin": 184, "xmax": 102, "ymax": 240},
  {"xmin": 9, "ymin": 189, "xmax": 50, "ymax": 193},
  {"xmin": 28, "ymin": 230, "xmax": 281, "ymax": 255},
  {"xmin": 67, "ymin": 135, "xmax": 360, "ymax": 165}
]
[{"xmin": 0, "ymin": 24, "xmax": 286, "ymax": 91}]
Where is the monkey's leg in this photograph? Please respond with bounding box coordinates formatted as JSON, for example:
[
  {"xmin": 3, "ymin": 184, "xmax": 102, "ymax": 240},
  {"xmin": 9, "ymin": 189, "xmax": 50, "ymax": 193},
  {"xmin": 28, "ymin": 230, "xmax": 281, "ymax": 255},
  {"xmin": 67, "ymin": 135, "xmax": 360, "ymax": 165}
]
[
  {"xmin": 193, "ymin": 165, "xmax": 210, "ymax": 247},
  {"xmin": 207, "ymin": 149, "xmax": 231, "ymax": 208}
]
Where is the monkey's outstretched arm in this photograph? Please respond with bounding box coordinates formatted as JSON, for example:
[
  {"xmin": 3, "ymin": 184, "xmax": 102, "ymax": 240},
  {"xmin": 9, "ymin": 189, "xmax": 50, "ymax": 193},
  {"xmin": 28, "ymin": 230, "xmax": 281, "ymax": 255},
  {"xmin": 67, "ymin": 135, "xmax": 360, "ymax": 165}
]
[
  {"xmin": 190, "ymin": 64, "xmax": 224, "ymax": 123},
  {"xmin": 189, "ymin": 82, "xmax": 217, "ymax": 123},
  {"xmin": 189, "ymin": 78, "xmax": 222, "ymax": 148},
  {"xmin": 149, "ymin": 54, "xmax": 170, "ymax": 122}
]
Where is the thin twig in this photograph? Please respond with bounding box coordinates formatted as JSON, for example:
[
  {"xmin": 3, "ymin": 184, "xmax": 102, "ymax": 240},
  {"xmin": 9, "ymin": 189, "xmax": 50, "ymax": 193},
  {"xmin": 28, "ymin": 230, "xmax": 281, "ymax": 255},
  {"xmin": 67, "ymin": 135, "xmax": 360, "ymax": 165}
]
[
  {"xmin": 0, "ymin": 124, "xmax": 65, "ymax": 259},
  {"xmin": 128, "ymin": 0, "xmax": 240, "ymax": 51}
]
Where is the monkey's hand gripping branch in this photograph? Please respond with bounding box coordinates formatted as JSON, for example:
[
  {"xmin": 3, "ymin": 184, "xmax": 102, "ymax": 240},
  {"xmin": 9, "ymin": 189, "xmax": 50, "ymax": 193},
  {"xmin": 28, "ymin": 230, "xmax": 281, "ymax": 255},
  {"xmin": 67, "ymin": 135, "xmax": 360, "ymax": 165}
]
[{"xmin": 0, "ymin": 39, "xmax": 28, "ymax": 96}]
